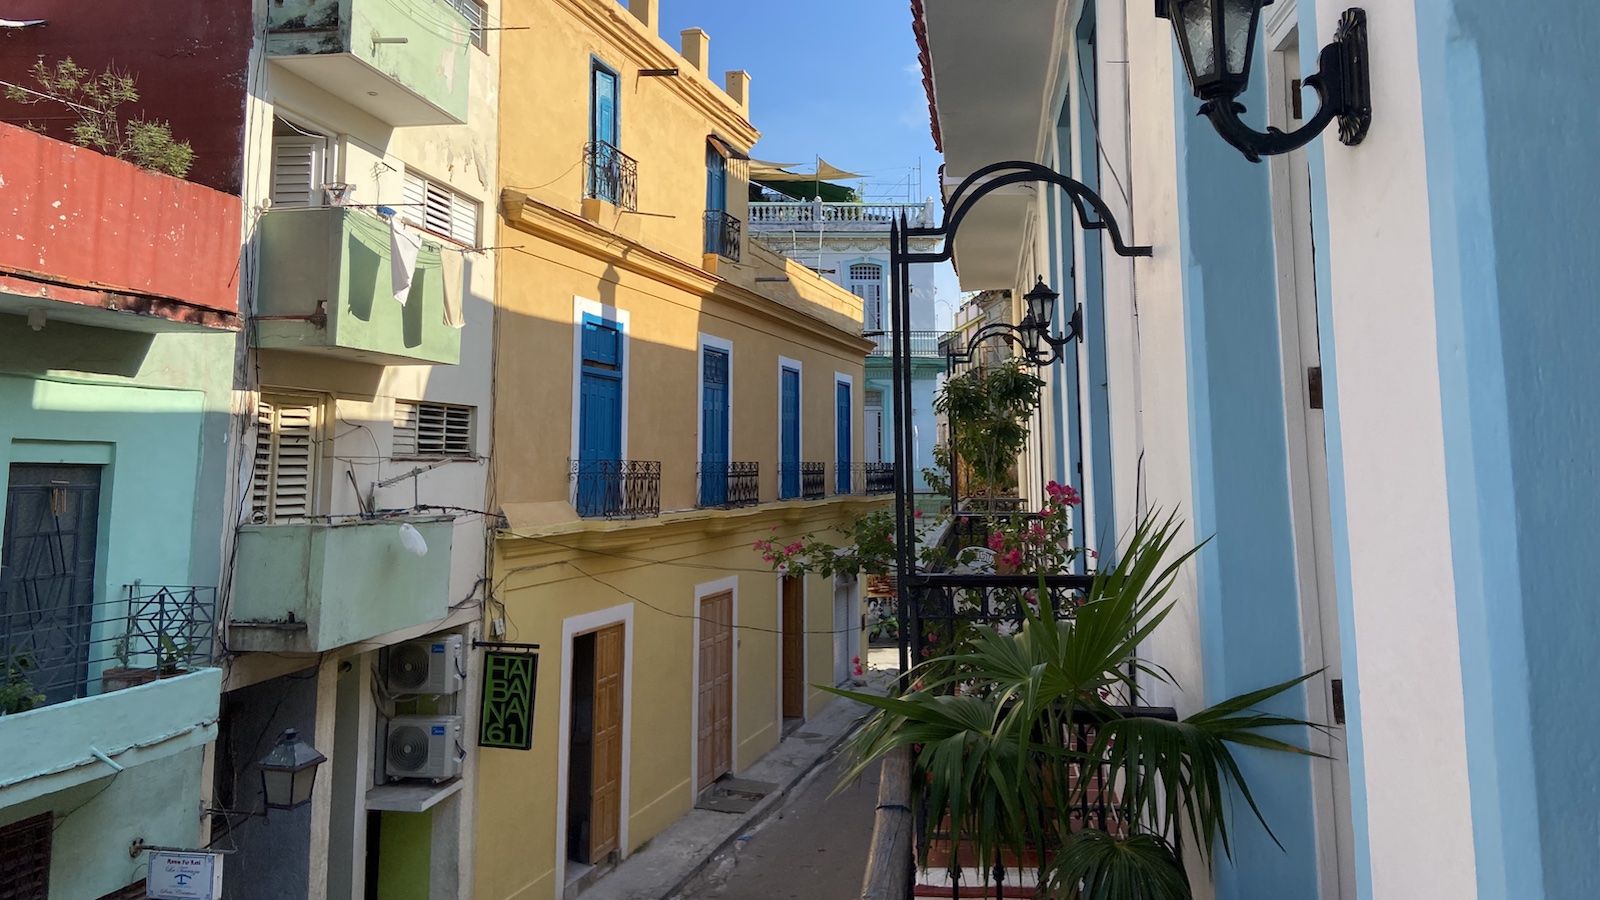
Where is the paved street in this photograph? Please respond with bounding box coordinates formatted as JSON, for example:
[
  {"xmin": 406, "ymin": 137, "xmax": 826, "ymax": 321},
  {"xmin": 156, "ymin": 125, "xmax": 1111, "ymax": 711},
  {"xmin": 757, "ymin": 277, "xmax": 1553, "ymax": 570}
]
[{"xmin": 676, "ymin": 747, "xmax": 882, "ymax": 899}]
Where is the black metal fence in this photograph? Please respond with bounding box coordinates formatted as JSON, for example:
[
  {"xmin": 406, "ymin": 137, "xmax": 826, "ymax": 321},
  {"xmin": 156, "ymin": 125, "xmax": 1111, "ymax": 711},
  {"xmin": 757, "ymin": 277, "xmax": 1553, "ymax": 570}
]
[
  {"xmin": 570, "ymin": 459, "xmax": 662, "ymax": 519},
  {"xmin": 584, "ymin": 140, "xmax": 638, "ymax": 211},
  {"xmin": 704, "ymin": 209, "xmax": 742, "ymax": 261},
  {"xmin": 0, "ymin": 584, "xmax": 216, "ymax": 710},
  {"xmin": 850, "ymin": 462, "xmax": 896, "ymax": 495},
  {"xmin": 801, "ymin": 462, "xmax": 826, "ymax": 500},
  {"xmin": 698, "ymin": 461, "xmax": 760, "ymax": 509}
]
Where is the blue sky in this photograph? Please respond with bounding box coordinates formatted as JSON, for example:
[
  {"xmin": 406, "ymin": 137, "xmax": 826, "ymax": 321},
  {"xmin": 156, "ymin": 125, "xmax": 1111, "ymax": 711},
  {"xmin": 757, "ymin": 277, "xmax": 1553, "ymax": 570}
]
[{"xmin": 658, "ymin": 0, "xmax": 961, "ymax": 327}]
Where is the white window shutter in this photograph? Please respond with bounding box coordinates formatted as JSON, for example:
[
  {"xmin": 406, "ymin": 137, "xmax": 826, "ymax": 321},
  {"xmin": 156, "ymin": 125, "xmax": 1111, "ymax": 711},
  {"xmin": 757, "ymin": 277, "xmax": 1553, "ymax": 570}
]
[
  {"xmin": 450, "ymin": 194, "xmax": 479, "ymax": 246},
  {"xmin": 393, "ymin": 401, "xmax": 420, "ymax": 456},
  {"xmin": 402, "ymin": 171, "xmax": 428, "ymax": 227},
  {"xmin": 254, "ymin": 396, "xmax": 320, "ymax": 523},
  {"xmin": 391, "ymin": 400, "xmax": 475, "ymax": 457},
  {"xmin": 271, "ymin": 136, "xmax": 326, "ymax": 208}
]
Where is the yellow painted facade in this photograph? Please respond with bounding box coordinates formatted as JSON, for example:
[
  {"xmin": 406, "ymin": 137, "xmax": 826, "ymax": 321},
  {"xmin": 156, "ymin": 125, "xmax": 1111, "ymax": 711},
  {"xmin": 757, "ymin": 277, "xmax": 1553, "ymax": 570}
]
[{"xmin": 476, "ymin": 2, "xmax": 885, "ymax": 898}]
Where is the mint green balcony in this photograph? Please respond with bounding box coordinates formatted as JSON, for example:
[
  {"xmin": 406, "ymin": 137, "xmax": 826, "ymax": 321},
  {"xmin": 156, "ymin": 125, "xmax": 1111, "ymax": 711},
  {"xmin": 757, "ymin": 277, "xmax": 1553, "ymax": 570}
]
[
  {"xmin": 265, "ymin": 0, "xmax": 471, "ymax": 126},
  {"xmin": 227, "ymin": 519, "xmax": 455, "ymax": 654},
  {"xmin": 254, "ymin": 208, "xmax": 461, "ymax": 366},
  {"xmin": 0, "ymin": 669, "xmax": 220, "ymax": 809}
]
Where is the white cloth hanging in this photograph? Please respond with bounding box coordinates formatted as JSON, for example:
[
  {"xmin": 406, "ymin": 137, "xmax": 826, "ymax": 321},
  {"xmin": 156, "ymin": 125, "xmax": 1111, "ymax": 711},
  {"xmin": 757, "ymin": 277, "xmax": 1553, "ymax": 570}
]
[
  {"xmin": 440, "ymin": 249, "xmax": 466, "ymax": 328},
  {"xmin": 389, "ymin": 217, "xmax": 423, "ymax": 306}
]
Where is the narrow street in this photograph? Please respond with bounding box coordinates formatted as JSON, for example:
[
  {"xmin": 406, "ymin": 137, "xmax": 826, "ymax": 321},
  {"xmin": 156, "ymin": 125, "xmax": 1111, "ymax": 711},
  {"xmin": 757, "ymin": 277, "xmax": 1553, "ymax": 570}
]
[{"xmin": 676, "ymin": 747, "xmax": 882, "ymax": 899}]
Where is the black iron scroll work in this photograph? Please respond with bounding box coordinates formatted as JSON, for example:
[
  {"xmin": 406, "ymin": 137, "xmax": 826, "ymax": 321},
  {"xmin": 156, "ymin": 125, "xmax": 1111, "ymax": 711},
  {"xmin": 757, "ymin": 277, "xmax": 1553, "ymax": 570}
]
[
  {"xmin": 887, "ymin": 161, "xmax": 1152, "ymax": 683},
  {"xmin": 477, "ymin": 642, "xmax": 539, "ymax": 750}
]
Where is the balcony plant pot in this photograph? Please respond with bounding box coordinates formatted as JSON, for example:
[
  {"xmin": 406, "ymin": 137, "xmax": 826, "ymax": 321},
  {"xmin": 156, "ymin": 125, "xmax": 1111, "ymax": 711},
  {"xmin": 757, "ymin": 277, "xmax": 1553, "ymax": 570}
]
[{"xmin": 101, "ymin": 666, "xmax": 160, "ymax": 693}]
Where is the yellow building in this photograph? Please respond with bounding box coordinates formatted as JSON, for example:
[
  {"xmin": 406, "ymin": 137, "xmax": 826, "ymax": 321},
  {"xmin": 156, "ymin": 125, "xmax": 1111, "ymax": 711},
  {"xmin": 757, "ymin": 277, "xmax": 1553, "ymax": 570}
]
[{"xmin": 475, "ymin": 1, "xmax": 886, "ymax": 897}]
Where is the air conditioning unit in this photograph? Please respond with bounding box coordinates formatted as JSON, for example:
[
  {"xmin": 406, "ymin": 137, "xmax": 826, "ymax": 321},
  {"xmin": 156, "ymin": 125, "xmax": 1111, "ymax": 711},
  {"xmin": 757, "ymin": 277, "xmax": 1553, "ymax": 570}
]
[
  {"xmin": 385, "ymin": 635, "xmax": 465, "ymax": 695},
  {"xmin": 384, "ymin": 715, "xmax": 465, "ymax": 782}
]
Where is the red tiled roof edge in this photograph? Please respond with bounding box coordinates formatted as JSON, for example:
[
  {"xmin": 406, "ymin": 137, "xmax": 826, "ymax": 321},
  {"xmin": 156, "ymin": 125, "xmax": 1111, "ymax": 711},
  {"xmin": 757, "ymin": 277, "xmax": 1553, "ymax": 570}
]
[{"xmin": 910, "ymin": 0, "xmax": 943, "ymax": 153}]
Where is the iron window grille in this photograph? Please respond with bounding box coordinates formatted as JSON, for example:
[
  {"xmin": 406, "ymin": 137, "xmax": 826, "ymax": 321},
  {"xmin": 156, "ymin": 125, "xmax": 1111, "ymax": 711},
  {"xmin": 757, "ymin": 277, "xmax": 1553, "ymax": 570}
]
[
  {"xmin": 858, "ymin": 462, "xmax": 896, "ymax": 495},
  {"xmin": 584, "ymin": 141, "xmax": 639, "ymax": 212},
  {"xmin": 698, "ymin": 461, "xmax": 760, "ymax": 509},
  {"xmin": 569, "ymin": 459, "xmax": 661, "ymax": 519},
  {"xmin": 704, "ymin": 210, "xmax": 742, "ymax": 262},
  {"xmin": 0, "ymin": 584, "xmax": 217, "ymax": 712}
]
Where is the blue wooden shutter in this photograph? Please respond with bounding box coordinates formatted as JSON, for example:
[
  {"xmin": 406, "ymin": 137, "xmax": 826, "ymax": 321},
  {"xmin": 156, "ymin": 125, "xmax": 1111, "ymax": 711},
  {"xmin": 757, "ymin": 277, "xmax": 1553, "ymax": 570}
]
[
  {"xmin": 835, "ymin": 381, "xmax": 851, "ymax": 494},
  {"xmin": 780, "ymin": 367, "xmax": 800, "ymax": 499},
  {"xmin": 706, "ymin": 146, "xmax": 727, "ymax": 213},
  {"xmin": 577, "ymin": 317, "xmax": 623, "ymax": 515},
  {"xmin": 701, "ymin": 348, "xmax": 730, "ymax": 506}
]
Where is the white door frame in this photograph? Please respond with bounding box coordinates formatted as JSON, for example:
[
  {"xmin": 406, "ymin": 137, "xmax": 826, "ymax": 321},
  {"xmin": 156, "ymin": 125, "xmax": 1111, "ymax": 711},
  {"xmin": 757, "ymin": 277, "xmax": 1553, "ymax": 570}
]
[{"xmin": 552, "ymin": 602, "xmax": 635, "ymax": 893}]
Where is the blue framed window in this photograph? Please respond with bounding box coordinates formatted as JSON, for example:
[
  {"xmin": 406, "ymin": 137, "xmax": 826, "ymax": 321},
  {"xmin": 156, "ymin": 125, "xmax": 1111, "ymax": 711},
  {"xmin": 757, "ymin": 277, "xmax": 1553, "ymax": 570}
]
[
  {"xmin": 700, "ymin": 347, "xmax": 731, "ymax": 507},
  {"xmin": 779, "ymin": 366, "xmax": 801, "ymax": 499},
  {"xmin": 589, "ymin": 61, "xmax": 620, "ymax": 202},
  {"xmin": 835, "ymin": 380, "xmax": 852, "ymax": 494},
  {"xmin": 576, "ymin": 315, "xmax": 623, "ymax": 516}
]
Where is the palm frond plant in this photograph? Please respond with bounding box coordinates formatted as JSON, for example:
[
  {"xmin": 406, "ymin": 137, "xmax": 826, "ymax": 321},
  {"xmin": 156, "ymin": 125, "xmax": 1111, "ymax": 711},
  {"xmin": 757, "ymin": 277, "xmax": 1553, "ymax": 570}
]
[{"xmin": 824, "ymin": 511, "xmax": 1323, "ymax": 898}]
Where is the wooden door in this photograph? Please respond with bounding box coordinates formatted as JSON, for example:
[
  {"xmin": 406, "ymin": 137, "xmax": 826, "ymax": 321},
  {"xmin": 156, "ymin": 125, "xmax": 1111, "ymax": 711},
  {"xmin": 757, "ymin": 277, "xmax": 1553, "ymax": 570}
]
[
  {"xmin": 697, "ymin": 593, "xmax": 733, "ymax": 789},
  {"xmin": 781, "ymin": 576, "xmax": 804, "ymax": 719},
  {"xmin": 588, "ymin": 623, "xmax": 625, "ymax": 861}
]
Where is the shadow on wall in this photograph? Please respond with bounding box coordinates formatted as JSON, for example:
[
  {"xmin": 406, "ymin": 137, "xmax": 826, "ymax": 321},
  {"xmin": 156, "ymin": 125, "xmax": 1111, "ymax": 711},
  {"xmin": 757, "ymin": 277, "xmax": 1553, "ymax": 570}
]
[
  {"xmin": 214, "ymin": 667, "xmax": 320, "ymax": 900},
  {"xmin": 0, "ymin": 314, "xmax": 156, "ymax": 378}
]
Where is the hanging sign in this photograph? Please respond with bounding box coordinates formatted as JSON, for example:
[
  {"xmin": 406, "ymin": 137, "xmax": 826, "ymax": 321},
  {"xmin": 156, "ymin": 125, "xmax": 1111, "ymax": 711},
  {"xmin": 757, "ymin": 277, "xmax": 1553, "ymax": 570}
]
[
  {"xmin": 478, "ymin": 649, "xmax": 537, "ymax": 750},
  {"xmin": 146, "ymin": 851, "xmax": 222, "ymax": 900}
]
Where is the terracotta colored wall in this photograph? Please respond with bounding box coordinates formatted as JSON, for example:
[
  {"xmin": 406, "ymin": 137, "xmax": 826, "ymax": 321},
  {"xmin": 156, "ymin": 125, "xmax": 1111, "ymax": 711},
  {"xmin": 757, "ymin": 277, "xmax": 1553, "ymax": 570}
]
[{"xmin": 0, "ymin": 0, "xmax": 254, "ymax": 195}]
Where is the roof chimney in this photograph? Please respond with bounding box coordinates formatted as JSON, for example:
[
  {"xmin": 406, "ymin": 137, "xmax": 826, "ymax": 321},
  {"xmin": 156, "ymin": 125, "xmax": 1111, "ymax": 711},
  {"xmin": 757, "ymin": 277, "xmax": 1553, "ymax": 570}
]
[
  {"xmin": 724, "ymin": 70, "xmax": 750, "ymax": 113},
  {"xmin": 680, "ymin": 28, "xmax": 709, "ymax": 72},
  {"xmin": 627, "ymin": 0, "xmax": 657, "ymax": 32}
]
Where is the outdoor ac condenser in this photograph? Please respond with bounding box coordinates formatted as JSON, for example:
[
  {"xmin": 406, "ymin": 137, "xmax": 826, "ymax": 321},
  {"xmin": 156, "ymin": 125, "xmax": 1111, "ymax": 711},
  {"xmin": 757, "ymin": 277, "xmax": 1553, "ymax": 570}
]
[
  {"xmin": 384, "ymin": 715, "xmax": 466, "ymax": 782},
  {"xmin": 384, "ymin": 634, "xmax": 465, "ymax": 695}
]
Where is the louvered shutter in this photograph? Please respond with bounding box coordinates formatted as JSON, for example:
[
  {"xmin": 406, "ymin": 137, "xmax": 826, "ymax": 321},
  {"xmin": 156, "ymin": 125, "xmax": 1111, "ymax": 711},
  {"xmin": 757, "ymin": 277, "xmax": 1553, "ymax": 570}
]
[
  {"xmin": 393, "ymin": 401, "xmax": 420, "ymax": 456},
  {"xmin": 253, "ymin": 396, "xmax": 319, "ymax": 523},
  {"xmin": 0, "ymin": 813, "xmax": 51, "ymax": 900},
  {"xmin": 271, "ymin": 136, "xmax": 326, "ymax": 208},
  {"xmin": 402, "ymin": 171, "xmax": 428, "ymax": 226},
  {"xmin": 450, "ymin": 193, "xmax": 479, "ymax": 245}
]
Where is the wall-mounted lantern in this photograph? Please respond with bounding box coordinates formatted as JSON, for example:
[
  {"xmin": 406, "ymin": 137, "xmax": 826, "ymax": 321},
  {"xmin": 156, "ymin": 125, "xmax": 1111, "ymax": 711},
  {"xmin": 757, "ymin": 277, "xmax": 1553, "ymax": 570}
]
[
  {"xmin": 258, "ymin": 729, "xmax": 327, "ymax": 811},
  {"xmin": 948, "ymin": 277, "xmax": 1080, "ymax": 370},
  {"xmin": 1157, "ymin": 2, "xmax": 1371, "ymax": 161}
]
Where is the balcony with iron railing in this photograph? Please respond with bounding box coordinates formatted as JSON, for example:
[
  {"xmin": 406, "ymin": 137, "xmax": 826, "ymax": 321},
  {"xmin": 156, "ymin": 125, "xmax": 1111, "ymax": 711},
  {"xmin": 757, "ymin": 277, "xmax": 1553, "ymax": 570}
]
[
  {"xmin": 704, "ymin": 210, "xmax": 742, "ymax": 262},
  {"xmin": 866, "ymin": 330, "xmax": 949, "ymax": 358},
  {"xmin": 697, "ymin": 461, "xmax": 760, "ymax": 509},
  {"xmin": 747, "ymin": 200, "xmax": 938, "ymax": 230},
  {"xmin": 0, "ymin": 584, "xmax": 222, "ymax": 805},
  {"xmin": 858, "ymin": 462, "xmax": 897, "ymax": 495},
  {"xmin": 570, "ymin": 460, "xmax": 663, "ymax": 519},
  {"xmin": 584, "ymin": 141, "xmax": 639, "ymax": 212}
]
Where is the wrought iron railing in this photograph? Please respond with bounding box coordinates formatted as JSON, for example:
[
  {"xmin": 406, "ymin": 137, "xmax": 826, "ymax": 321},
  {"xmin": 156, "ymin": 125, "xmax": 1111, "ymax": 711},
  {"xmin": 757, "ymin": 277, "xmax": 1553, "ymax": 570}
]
[
  {"xmin": 584, "ymin": 140, "xmax": 638, "ymax": 211},
  {"xmin": 801, "ymin": 462, "xmax": 826, "ymax": 500},
  {"xmin": 748, "ymin": 201, "xmax": 935, "ymax": 228},
  {"xmin": 704, "ymin": 210, "xmax": 742, "ymax": 261},
  {"xmin": 569, "ymin": 459, "xmax": 661, "ymax": 519},
  {"xmin": 0, "ymin": 585, "xmax": 216, "ymax": 711},
  {"xmin": 698, "ymin": 461, "xmax": 760, "ymax": 509},
  {"xmin": 866, "ymin": 330, "xmax": 947, "ymax": 358},
  {"xmin": 862, "ymin": 462, "xmax": 896, "ymax": 495}
]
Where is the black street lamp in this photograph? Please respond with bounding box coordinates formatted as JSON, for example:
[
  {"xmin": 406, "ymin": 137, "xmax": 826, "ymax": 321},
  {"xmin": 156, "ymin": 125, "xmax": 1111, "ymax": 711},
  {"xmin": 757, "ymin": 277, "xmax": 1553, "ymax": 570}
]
[{"xmin": 1158, "ymin": 2, "xmax": 1371, "ymax": 162}]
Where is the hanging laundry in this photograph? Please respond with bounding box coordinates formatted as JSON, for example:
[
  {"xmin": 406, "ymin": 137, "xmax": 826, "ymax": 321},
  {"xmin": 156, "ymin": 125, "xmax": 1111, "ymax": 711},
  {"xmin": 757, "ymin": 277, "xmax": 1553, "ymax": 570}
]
[
  {"xmin": 440, "ymin": 248, "xmax": 466, "ymax": 328},
  {"xmin": 389, "ymin": 216, "xmax": 423, "ymax": 305}
]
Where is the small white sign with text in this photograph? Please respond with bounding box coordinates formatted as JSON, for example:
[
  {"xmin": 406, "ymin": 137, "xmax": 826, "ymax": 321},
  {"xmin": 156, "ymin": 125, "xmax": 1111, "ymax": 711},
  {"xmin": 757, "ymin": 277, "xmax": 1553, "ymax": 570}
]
[{"xmin": 146, "ymin": 851, "xmax": 222, "ymax": 900}]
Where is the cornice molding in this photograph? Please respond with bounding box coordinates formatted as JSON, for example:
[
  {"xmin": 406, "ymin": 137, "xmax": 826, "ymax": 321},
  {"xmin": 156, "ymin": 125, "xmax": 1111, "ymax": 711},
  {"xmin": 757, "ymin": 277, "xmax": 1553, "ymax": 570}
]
[
  {"xmin": 548, "ymin": 0, "xmax": 761, "ymax": 148},
  {"xmin": 502, "ymin": 192, "xmax": 875, "ymax": 356},
  {"xmin": 496, "ymin": 496, "xmax": 889, "ymax": 561}
]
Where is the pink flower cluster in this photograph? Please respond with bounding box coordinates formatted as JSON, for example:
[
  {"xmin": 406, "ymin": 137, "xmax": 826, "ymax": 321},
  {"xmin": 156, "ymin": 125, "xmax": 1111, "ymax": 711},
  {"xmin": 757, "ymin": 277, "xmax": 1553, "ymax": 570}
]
[
  {"xmin": 752, "ymin": 533, "xmax": 804, "ymax": 566},
  {"xmin": 852, "ymin": 654, "xmax": 864, "ymax": 677},
  {"xmin": 1045, "ymin": 481, "xmax": 1082, "ymax": 507}
]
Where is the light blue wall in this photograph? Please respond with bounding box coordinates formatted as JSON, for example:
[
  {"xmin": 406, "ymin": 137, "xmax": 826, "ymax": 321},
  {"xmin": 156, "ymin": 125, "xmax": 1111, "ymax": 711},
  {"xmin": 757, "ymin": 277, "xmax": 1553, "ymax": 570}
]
[
  {"xmin": 1415, "ymin": 2, "xmax": 1600, "ymax": 897},
  {"xmin": 1169, "ymin": 40, "xmax": 1321, "ymax": 900},
  {"xmin": 864, "ymin": 359, "xmax": 940, "ymax": 491},
  {"xmin": 1048, "ymin": 100, "xmax": 1086, "ymax": 567}
]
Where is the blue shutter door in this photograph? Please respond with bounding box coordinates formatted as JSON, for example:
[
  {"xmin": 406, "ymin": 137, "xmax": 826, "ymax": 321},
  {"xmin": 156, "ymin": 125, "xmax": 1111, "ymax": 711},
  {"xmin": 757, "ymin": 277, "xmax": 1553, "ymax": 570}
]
[
  {"xmin": 706, "ymin": 147, "xmax": 727, "ymax": 213},
  {"xmin": 780, "ymin": 368, "xmax": 800, "ymax": 499},
  {"xmin": 590, "ymin": 65, "xmax": 619, "ymax": 203},
  {"xmin": 577, "ymin": 317, "xmax": 623, "ymax": 515},
  {"xmin": 835, "ymin": 382, "xmax": 851, "ymax": 494},
  {"xmin": 701, "ymin": 348, "xmax": 730, "ymax": 506}
]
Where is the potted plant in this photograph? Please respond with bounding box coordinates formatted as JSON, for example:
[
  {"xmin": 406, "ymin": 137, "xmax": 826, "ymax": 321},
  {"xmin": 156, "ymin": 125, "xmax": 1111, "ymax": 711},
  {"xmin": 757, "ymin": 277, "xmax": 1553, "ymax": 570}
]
[
  {"xmin": 101, "ymin": 633, "xmax": 158, "ymax": 693},
  {"xmin": 0, "ymin": 655, "xmax": 46, "ymax": 715}
]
